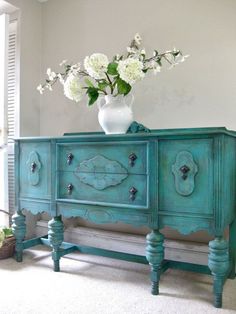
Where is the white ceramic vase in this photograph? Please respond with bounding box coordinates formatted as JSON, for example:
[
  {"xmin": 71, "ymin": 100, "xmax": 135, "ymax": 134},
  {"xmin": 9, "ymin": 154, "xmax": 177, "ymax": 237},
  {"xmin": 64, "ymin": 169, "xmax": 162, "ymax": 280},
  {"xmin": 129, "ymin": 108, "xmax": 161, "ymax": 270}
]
[{"xmin": 97, "ymin": 94, "xmax": 134, "ymax": 135}]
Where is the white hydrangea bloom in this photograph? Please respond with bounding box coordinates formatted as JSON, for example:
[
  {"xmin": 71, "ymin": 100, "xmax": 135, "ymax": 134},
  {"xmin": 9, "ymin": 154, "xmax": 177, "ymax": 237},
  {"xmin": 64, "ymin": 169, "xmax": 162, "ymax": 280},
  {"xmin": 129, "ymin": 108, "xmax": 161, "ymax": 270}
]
[
  {"xmin": 84, "ymin": 53, "xmax": 109, "ymax": 79},
  {"xmin": 63, "ymin": 75, "xmax": 83, "ymax": 103},
  {"xmin": 117, "ymin": 58, "xmax": 145, "ymax": 85}
]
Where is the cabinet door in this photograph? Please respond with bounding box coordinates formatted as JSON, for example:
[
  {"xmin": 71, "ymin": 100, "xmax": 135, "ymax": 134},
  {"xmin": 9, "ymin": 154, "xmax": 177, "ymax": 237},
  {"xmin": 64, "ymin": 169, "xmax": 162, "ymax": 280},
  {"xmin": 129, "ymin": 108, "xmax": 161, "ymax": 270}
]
[
  {"xmin": 19, "ymin": 142, "xmax": 51, "ymax": 199},
  {"xmin": 158, "ymin": 138, "xmax": 214, "ymax": 215}
]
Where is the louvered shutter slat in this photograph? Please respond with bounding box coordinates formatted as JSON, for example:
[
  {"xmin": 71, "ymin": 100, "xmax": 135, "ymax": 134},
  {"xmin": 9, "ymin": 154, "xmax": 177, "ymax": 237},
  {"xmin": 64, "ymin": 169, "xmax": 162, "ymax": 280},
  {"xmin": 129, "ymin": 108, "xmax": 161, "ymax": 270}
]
[{"xmin": 7, "ymin": 22, "xmax": 17, "ymax": 215}]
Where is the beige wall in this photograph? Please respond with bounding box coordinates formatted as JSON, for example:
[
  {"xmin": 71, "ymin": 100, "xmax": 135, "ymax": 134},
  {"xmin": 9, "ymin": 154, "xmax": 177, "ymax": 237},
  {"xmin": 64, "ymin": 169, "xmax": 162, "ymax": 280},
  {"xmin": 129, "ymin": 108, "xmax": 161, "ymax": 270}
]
[{"xmin": 40, "ymin": 0, "xmax": 236, "ymax": 136}]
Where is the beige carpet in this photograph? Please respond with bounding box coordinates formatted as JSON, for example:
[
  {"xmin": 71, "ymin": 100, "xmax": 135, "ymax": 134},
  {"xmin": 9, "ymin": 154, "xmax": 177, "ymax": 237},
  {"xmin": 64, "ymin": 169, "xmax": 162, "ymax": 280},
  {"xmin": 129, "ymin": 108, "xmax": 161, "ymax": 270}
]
[{"xmin": 0, "ymin": 245, "xmax": 236, "ymax": 314}]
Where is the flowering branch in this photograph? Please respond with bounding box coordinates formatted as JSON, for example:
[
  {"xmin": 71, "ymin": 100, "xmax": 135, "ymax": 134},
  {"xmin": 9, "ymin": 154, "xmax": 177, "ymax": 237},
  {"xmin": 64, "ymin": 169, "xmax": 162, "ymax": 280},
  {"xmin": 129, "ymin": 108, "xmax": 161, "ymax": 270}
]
[{"xmin": 37, "ymin": 33, "xmax": 188, "ymax": 106}]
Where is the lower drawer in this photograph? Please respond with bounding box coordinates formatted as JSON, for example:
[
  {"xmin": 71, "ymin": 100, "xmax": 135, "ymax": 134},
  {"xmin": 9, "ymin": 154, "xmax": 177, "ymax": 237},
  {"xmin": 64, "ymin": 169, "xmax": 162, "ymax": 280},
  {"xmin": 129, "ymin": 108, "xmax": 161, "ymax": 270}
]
[{"xmin": 57, "ymin": 171, "xmax": 148, "ymax": 208}]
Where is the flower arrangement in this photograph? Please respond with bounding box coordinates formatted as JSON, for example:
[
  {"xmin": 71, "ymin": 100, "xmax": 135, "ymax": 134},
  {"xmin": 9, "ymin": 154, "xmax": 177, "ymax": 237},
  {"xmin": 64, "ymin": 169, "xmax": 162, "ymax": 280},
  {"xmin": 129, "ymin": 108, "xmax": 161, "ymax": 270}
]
[{"xmin": 37, "ymin": 33, "xmax": 188, "ymax": 106}]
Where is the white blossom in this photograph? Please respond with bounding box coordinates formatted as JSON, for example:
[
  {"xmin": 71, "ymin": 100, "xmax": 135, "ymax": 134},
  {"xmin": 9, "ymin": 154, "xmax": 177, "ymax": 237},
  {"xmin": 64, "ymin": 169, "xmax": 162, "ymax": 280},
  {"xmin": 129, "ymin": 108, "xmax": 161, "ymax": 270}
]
[
  {"xmin": 177, "ymin": 54, "xmax": 190, "ymax": 63},
  {"xmin": 63, "ymin": 75, "xmax": 83, "ymax": 103},
  {"xmin": 84, "ymin": 53, "xmax": 109, "ymax": 79},
  {"xmin": 37, "ymin": 84, "xmax": 44, "ymax": 94},
  {"xmin": 46, "ymin": 83, "xmax": 53, "ymax": 91},
  {"xmin": 47, "ymin": 68, "xmax": 57, "ymax": 81},
  {"xmin": 127, "ymin": 46, "xmax": 137, "ymax": 54},
  {"xmin": 57, "ymin": 73, "xmax": 65, "ymax": 84},
  {"xmin": 144, "ymin": 60, "xmax": 161, "ymax": 74},
  {"xmin": 59, "ymin": 59, "xmax": 67, "ymax": 66},
  {"xmin": 117, "ymin": 58, "xmax": 145, "ymax": 85},
  {"xmin": 134, "ymin": 33, "xmax": 142, "ymax": 45},
  {"xmin": 69, "ymin": 63, "xmax": 81, "ymax": 76}
]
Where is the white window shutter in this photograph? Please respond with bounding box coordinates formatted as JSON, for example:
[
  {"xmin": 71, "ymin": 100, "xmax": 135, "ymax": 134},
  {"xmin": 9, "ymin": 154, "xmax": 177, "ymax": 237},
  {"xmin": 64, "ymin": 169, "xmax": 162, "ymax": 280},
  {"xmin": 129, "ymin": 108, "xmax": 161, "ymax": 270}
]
[
  {"xmin": 0, "ymin": 13, "xmax": 9, "ymax": 226},
  {"xmin": 7, "ymin": 20, "xmax": 18, "ymax": 217}
]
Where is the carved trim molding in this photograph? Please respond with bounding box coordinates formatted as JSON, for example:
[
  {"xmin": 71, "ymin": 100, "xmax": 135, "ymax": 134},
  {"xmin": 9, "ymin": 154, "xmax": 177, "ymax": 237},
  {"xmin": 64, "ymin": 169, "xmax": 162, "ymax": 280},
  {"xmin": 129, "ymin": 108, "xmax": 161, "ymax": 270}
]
[
  {"xmin": 26, "ymin": 151, "xmax": 41, "ymax": 186},
  {"xmin": 172, "ymin": 151, "xmax": 198, "ymax": 196},
  {"xmin": 74, "ymin": 154, "xmax": 128, "ymax": 190}
]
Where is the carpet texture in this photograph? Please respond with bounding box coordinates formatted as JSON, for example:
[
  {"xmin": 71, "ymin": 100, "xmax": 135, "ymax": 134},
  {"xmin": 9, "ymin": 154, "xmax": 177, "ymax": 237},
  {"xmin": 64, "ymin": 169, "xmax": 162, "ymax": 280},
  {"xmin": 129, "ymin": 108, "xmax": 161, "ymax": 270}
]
[{"xmin": 0, "ymin": 245, "xmax": 235, "ymax": 314}]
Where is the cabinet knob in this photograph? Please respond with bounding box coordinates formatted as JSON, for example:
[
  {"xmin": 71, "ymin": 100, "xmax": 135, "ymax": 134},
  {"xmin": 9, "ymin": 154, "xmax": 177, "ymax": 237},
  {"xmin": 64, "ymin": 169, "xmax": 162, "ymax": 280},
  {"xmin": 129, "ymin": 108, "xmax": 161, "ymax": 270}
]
[
  {"xmin": 129, "ymin": 153, "xmax": 137, "ymax": 167},
  {"xmin": 129, "ymin": 187, "xmax": 138, "ymax": 201},
  {"xmin": 180, "ymin": 165, "xmax": 190, "ymax": 180},
  {"xmin": 67, "ymin": 153, "xmax": 74, "ymax": 165},
  {"xmin": 67, "ymin": 183, "xmax": 73, "ymax": 195},
  {"xmin": 31, "ymin": 162, "xmax": 37, "ymax": 173}
]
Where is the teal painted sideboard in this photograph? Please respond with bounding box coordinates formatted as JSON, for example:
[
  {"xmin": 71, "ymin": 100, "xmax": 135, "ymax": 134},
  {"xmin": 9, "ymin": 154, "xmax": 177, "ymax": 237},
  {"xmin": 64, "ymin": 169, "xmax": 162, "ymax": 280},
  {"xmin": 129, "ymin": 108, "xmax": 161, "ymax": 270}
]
[{"xmin": 12, "ymin": 126, "xmax": 236, "ymax": 308}]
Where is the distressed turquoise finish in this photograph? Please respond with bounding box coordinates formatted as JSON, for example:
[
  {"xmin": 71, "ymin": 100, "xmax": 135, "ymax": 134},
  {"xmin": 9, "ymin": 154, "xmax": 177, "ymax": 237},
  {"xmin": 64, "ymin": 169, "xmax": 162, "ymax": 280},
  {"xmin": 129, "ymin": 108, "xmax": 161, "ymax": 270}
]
[
  {"xmin": 208, "ymin": 237, "xmax": 230, "ymax": 308},
  {"xmin": 12, "ymin": 210, "xmax": 26, "ymax": 262},
  {"xmin": 146, "ymin": 230, "xmax": 164, "ymax": 295},
  {"xmin": 48, "ymin": 216, "xmax": 64, "ymax": 272},
  {"xmin": 13, "ymin": 126, "xmax": 236, "ymax": 308}
]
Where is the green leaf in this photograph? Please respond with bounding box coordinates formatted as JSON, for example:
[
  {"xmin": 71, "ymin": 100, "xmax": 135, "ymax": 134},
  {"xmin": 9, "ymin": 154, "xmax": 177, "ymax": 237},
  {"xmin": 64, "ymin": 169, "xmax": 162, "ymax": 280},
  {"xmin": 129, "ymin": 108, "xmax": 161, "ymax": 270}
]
[
  {"xmin": 86, "ymin": 87, "xmax": 99, "ymax": 106},
  {"xmin": 107, "ymin": 62, "xmax": 118, "ymax": 75},
  {"xmin": 84, "ymin": 78, "xmax": 94, "ymax": 88},
  {"xmin": 117, "ymin": 78, "xmax": 131, "ymax": 95},
  {"xmin": 98, "ymin": 80, "xmax": 109, "ymax": 90},
  {"xmin": 3, "ymin": 228, "xmax": 13, "ymax": 237}
]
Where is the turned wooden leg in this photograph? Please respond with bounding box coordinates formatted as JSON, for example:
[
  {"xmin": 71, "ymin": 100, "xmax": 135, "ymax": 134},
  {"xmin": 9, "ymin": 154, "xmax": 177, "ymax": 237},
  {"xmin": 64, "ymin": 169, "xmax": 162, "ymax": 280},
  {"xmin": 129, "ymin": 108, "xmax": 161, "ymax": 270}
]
[
  {"xmin": 12, "ymin": 210, "xmax": 26, "ymax": 262},
  {"xmin": 48, "ymin": 216, "xmax": 64, "ymax": 272},
  {"xmin": 146, "ymin": 230, "xmax": 164, "ymax": 295},
  {"xmin": 208, "ymin": 237, "xmax": 230, "ymax": 308},
  {"xmin": 229, "ymin": 218, "xmax": 236, "ymax": 279}
]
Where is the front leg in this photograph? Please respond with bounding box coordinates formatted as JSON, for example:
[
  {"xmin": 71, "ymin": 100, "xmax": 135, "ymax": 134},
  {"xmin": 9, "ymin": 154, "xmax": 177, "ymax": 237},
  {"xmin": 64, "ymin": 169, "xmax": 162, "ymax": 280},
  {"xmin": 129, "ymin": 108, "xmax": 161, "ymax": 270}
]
[
  {"xmin": 208, "ymin": 237, "xmax": 230, "ymax": 308},
  {"xmin": 48, "ymin": 216, "xmax": 64, "ymax": 272},
  {"xmin": 146, "ymin": 230, "xmax": 164, "ymax": 295},
  {"xmin": 12, "ymin": 210, "xmax": 26, "ymax": 262},
  {"xmin": 229, "ymin": 218, "xmax": 236, "ymax": 279}
]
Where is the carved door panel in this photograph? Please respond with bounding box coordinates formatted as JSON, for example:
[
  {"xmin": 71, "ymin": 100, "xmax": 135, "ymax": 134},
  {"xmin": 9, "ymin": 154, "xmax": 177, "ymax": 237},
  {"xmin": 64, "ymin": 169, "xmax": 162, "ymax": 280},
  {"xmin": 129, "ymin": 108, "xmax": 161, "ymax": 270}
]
[
  {"xmin": 158, "ymin": 138, "xmax": 214, "ymax": 215},
  {"xmin": 19, "ymin": 142, "xmax": 51, "ymax": 199}
]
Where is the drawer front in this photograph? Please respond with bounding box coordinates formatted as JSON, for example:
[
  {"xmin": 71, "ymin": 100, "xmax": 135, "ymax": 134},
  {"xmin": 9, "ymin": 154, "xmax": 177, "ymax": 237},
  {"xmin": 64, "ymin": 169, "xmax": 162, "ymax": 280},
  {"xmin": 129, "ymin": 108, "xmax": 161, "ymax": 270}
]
[
  {"xmin": 57, "ymin": 171, "xmax": 148, "ymax": 208},
  {"xmin": 159, "ymin": 138, "xmax": 214, "ymax": 215},
  {"xmin": 19, "ymin": 142, "xmax": 51, "ymax": 199},
  {"xmin": 57, "ymin": 142, "xmax": 148, "ymax": 175}
]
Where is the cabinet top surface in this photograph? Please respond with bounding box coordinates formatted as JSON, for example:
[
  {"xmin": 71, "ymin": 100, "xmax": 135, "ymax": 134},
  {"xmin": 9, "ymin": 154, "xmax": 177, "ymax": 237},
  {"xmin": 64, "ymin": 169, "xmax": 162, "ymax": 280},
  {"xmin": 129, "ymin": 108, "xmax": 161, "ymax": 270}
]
[{"xmin": 15, "ymin": 126, "xmax": 236, "ymax": 141}]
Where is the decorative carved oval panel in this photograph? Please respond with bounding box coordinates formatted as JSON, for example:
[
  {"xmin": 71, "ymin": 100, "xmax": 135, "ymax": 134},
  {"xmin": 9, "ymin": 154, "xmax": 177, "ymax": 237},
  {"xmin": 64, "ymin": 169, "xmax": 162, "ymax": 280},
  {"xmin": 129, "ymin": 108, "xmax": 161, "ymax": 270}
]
[
  {"xmin": 172, "ymin": 151, "xmax": 198, "ymax": 196},
  {"xmin": 74, "ymin": 154, "xmax": 128, "ymax": 190},
  {"xmin": 26, "ymin": 151, "xmax": 42, "ymax": 186}
]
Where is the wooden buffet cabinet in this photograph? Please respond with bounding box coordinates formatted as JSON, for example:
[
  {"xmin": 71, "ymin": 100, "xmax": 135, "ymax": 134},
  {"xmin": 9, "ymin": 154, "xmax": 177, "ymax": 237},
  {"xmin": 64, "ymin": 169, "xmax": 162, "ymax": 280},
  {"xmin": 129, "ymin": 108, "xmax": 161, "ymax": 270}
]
[{"xmin": 12, "ymin": 126, "xmax": 236, "ymax": 308}]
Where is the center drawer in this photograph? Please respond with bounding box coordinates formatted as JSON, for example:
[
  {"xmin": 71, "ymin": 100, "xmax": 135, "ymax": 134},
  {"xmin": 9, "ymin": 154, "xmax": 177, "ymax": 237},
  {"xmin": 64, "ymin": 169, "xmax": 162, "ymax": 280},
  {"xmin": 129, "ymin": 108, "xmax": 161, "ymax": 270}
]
[{"xmin": 57, "ymin": 142, "xmax": 148, "ymax": 175}]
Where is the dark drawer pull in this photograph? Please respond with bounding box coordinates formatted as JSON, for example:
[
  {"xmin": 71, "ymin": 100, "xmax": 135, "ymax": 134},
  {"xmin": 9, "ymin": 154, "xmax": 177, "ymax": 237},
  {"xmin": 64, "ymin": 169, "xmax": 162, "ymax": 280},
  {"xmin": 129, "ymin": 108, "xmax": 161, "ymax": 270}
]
[
  {"xmin": 31, "ymin": 162, "xmax": 37, "ymax": 173},
  {"xmin": 67, "ymin": 153, "xmax": 74, "ymax": 165},
  {"xmin": 129, "ymin": 187, "xmax": 138, "ymax": 201},
  {"xmin": 67, "ymin": 183, "xmax": 73, "ymax": 195},
  {"xmin": 180, "ymin": 165, "xmax": 190, "ymax": 180},
  {"xmin": 129, "ymin": 153, "xmax": 137, "ymax": 167}
]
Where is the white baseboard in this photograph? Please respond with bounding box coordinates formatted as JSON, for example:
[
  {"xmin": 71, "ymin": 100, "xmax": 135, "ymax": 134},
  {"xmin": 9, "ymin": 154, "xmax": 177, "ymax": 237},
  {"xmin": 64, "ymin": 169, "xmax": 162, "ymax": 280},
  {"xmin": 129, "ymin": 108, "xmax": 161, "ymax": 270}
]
[{"xmin": 36, "ymin": 220, "xmax": 208, "ymax": 266}]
